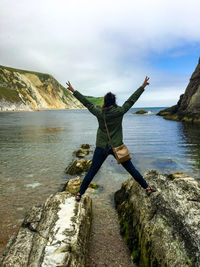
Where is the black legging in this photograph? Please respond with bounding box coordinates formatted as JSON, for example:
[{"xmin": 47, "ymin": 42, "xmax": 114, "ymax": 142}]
[{"xmin": 79, "ymin": 144, "xmax": 149, "ymax": 195}]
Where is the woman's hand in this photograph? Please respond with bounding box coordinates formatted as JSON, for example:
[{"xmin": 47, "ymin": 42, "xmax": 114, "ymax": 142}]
[
  {"xmin": 66, "ymin": 81, "xmax": 75, "ymax": 93},
  {"xmin": 141, "ymin": 76, "xmax": 150, "ymax": 88}
]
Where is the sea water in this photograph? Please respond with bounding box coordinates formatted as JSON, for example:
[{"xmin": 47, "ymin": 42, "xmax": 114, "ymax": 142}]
[{"xmin": 0, "ymin": 108, "xmax": 200, "ymax": 254}]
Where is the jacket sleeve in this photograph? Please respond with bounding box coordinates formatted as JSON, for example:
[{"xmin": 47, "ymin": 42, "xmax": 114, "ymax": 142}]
[
  {"xmin": 73, "ymin": 90, "xmax": 101, "ymax": 117},
  {"xmin": 121, "ymin": 86, "xmax": 145, "ymax": 114}
]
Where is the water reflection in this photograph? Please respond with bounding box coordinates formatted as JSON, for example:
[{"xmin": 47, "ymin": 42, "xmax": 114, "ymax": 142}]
[
  {"xmin": 181, "ymin": 122, "xmax": 200, "ymax": 174},
  {"xmin": 122, "ymin": 113, "xmax": 195, "ymax": 176}
]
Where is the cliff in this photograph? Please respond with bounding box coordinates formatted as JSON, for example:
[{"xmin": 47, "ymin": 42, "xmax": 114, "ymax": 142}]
[
  {"xmin": 0, "ymin": 65, "xmax": 85, "ymax": 111},
  {"xmin": 114, "ymin": 170, "xmax": 200, "ymax": 266},
  {"xmin": 157, "ymin": 58, "xmax": 200, "ymax": 123}
]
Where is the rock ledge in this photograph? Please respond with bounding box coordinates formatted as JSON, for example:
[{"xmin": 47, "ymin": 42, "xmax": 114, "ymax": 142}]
[
  {"xmin": 114, "ymin": 170, "xmax": 200, "ymax": 266},
  {"xmin": 0, "ymin": 191, "xmax": 92, "ymax": 267}
]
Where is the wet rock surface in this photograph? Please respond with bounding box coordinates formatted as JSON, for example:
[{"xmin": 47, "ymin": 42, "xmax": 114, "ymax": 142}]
[
  {"xmin": 72, "ymin": 144, "xmax": 91, "ymax": 158},
  {"xmin": 65, "ymin": 176, "xmax": 83, "ymax": 194},
  {"xmin": 114, "ymin": 170, "xmax": 200, "ymax": 266},
  {"xmin": 81, "ymin": 143, "xmax": 90, "ymax": 149},
  {"xmin": 134, "ymin": 109, "xmax": 148, "ymax": 114},
  {"xmin": 65, "ymin": 159, "xmax": 92, "ymax": 175},
  {"xmin": 0, "ymin": 191, "xmax": 92, "ymax": 267},
  {"xmin": 65, "ymin": 144, "xmax": 93, "ymax": 175},
  {"xmin": 65, "ymin": 176, "xmax": 100, "ymax": 194},
  {"xmin": 73, "ymin": 148, "xmax": 90, "ymax": 158}
]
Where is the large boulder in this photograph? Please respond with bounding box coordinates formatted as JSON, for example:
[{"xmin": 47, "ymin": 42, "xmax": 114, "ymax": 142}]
[
  {"xmin": 114, "ymin": 170, "xmax": 200, "ymax": 266},
  {"xmin": 157, "ymin": 58, "xmax": 200, "ymax": 123},
  {"xmin": 0, "ymin": 191, "xmax": 92, "ymax": 267}
]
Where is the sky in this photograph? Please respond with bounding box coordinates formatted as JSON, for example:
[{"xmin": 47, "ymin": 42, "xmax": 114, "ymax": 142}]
[{"xmin": 0, "ymin": 0, "xmax": 200, "ymax": 107}]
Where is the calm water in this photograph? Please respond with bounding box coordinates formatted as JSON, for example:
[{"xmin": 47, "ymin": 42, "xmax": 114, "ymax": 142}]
[{"xmin": 0, "ymin": 107, "xmax": 200, "ymax": 254}]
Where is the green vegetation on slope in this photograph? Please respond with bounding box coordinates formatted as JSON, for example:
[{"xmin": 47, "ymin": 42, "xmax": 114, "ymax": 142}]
[
  {"xmin": 0, "ymin": 87, "xmax": 21, "ymax": 102},
  {"xmin": 0, "ymin": 65, "xmax": 51, "ymax": 81},
  {"xmin": 85, "ymin": 96, "xmax": 104, "ymax": 107},
  {"xmin": 0, "ymin": 65, "xmax": 102, "ymax": 108}
]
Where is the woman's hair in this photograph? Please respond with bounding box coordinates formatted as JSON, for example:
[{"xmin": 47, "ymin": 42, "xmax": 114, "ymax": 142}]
[{"xmin": 101, "ymin": 92, "xmax": 118, "ymax": 109}]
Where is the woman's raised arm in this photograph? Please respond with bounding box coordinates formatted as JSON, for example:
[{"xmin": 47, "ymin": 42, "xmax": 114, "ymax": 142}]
[
  {"xmin": 66, "ymin": 81, "xmax": 101, "ymax": 118},
  {"xmin": 120, "ymin": 76, "xmax": 150, "ymax": 114},
  {"xmin": 66, "ymin": 81, "xmax": 76, "ymax": 93}
]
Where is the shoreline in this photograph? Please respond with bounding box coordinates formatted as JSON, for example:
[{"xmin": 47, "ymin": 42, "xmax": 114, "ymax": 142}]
[
  {"xmin": 0, "ymin": 106, "xmax": 166, "ymax": 113},
  {"xmin": 0, "ymin": 107, "xmax": 87, "ymax": 113}
]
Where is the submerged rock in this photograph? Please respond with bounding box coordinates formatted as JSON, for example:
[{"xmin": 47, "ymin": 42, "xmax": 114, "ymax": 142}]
[
  {"xmin": 81, "ymin": 144, "xmax": 90, "ymax": 149},
  {"xmin": 167, "ymin": 171, "xmax": 192, "ymax": 180},
  {"xmin": 157, "ymin": 58, "xmax": 200, "ymax": 123},
  {"xmin": 114, "ymin": 170, "xmax": 200, "ymax": 266},
  {"xmin": 0, "ymin": 191, "xmax": 92, "ymax": 267},
  {"xmin": 65, "ymin": 159, "xmax": 92, "ymax": 175},
  {"xmin": 73, "ymin": 148, "xmax": 90, "ymax": 158},
  {"xmin": 151, "ymin": 158, "xmax": 178, "ymax": 170},
  {"xmin": 134, "ymin": 109, "xmax": 148, "ymax": 114}
]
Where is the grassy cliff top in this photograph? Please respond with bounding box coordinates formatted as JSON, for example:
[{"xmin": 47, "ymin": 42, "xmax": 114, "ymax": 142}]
[
  {"xmin": 0, "ymin": 65, "xmax": 103, "ymax": 105},
  {"xmin": 85, "ymin": 95, "xmax": 104, "ymax": 106},
  {"xmin": 0, "ymin": 65, "xmax": 51, "ymax": 80}
]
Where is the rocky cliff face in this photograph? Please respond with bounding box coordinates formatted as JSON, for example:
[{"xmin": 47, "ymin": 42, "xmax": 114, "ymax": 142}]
[
  {"xmin": 0, "ymin": 66, "xmax": 85, "ymax": 111},
  {"xmin": 157, "ymin": 58, "xmax": 200, "ymax": 122},
  {"xmin": 114, "ymin": 170, "xmax": 200, "ymax": 266}
]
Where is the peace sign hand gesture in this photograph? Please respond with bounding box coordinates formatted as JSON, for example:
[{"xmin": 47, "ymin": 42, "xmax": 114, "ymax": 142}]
[
  {"xmin": 66, "ymin": 81, "xmax": 75, "ymax": 93},
  {"xmin": 142, "ymin": 76, "xmax": 150, "ymax": 88}
]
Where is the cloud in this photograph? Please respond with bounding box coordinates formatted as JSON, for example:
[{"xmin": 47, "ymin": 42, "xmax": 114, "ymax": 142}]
[{"xmin": 0, "ymin": 0, "xmax": 200, "ymax": 106}]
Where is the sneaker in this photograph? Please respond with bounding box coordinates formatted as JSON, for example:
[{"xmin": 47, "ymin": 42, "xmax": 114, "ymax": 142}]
[
  {"xmin": 75, "ymin": 192, "xmax": 82, "ymax": 201},
  {"xmin": 146, "ymin": 185, "xmax": 157, "ymax": 196}
]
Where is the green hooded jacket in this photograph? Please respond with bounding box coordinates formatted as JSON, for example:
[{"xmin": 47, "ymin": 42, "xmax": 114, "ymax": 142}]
[{"xmin": 73, "ymin": 86, "xmax": 145, "ymax": 149}]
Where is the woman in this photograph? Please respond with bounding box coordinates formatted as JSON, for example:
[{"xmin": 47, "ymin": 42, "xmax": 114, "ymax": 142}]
[{"xmin": 66, "ymin": 77, "xmax": 156, "ymax": 201}]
